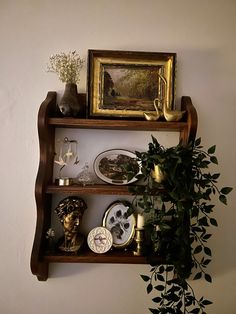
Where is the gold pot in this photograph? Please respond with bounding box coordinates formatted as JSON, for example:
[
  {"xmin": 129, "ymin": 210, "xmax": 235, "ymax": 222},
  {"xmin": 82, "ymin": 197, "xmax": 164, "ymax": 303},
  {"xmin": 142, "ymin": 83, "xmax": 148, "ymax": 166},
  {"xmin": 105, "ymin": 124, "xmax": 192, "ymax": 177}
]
[{"xmin": 151, "ymin": 164, "xmax": 166, "ymax": 183}]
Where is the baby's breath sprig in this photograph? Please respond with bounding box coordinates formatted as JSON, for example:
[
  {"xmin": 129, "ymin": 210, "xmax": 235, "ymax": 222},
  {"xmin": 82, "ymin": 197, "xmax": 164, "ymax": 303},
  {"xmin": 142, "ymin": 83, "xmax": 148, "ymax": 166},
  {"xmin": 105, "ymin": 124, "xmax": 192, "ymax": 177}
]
[{"xmin": 47, "ymin": 50, "xmax": 84, "ymax": 84}]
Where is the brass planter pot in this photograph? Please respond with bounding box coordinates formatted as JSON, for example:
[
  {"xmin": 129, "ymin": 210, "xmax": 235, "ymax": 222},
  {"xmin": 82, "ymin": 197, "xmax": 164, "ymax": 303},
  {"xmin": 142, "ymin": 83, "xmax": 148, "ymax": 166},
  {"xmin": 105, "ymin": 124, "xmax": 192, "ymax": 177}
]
[{"xmin": 151, "ymin": 164, "xmax": 166, "ymax": 183}]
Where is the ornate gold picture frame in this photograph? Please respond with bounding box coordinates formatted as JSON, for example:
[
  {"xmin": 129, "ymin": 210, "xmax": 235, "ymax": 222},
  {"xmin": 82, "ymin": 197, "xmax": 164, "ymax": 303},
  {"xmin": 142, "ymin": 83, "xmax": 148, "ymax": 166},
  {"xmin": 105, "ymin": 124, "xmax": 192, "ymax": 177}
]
[{"xmin": 87, "ymin": 49, "xmax": 176, "ymax": 119}]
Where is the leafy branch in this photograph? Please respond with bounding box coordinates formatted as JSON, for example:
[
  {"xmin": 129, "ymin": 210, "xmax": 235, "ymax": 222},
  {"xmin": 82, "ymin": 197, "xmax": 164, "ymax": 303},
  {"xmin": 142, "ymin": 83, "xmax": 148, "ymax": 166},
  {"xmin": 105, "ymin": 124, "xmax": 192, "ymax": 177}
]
[{"xmin": 132, "ymin": 136, "xmax": 232, "ymax": 313}]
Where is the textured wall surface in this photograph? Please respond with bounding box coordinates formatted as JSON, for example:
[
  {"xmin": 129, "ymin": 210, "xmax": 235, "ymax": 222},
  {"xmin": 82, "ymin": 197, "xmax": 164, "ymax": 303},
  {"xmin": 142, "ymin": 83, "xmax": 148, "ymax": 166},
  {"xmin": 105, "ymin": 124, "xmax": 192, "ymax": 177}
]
[{"xmin": 0, "ymin": 0, "xmax": 235, "ymax": 313}]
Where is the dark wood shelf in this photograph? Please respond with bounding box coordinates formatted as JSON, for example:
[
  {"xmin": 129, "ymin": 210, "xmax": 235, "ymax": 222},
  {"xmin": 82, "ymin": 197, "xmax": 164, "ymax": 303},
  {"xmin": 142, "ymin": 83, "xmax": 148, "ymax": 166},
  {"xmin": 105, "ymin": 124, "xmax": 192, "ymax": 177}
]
[
  {"xmin": 46, "ymin": 184, "xmax": 132, "ymax": 195},
  {"xmin": 43, "ymin": 248, "xmax": 159, "ymax": 264},
  {"xmin": 46, "ymin": 184, "xmax": 165, "ymax": 196},
  {"xmin": 31, "ymin": 91, "xmax": 198, "ymax": 281},
  {"xmin": 48, "ymin": 117, "xmax": 188, "ymax": 131}
]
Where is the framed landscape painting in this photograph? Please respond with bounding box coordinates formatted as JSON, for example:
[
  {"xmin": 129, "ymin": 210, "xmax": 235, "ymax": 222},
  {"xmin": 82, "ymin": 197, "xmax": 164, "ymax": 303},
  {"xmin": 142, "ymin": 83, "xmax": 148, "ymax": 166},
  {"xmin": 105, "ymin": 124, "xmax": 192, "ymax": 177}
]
[{"xmin": 87, "ymin": 49, "xmax": 176, "ymax": 119}]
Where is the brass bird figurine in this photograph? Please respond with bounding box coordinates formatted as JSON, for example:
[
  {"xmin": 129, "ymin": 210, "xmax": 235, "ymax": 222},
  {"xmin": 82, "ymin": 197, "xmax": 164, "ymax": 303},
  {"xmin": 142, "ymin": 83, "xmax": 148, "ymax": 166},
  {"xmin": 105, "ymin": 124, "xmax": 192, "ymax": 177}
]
[
  {"xmin": 163, "ymin": 100, "xmax": 186, "ymax": 122},
  {"xmin": 157, "ymin": 74, "xmax": 186, "ymax": 122},
  {"xmin": 143, "ymin": 99, "xmax": 161, "ymax": 121},
  {"xmin": 154, "ymin": 98, "xmax": 164, "ymax": 118}
]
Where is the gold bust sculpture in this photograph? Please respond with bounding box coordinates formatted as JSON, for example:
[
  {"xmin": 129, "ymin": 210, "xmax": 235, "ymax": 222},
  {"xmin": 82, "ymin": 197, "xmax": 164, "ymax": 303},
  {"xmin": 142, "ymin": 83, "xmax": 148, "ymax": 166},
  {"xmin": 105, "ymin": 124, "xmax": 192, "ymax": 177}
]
[{"xmin": 55, "ymin": 196, "xmax": 87, "ymax": 253}]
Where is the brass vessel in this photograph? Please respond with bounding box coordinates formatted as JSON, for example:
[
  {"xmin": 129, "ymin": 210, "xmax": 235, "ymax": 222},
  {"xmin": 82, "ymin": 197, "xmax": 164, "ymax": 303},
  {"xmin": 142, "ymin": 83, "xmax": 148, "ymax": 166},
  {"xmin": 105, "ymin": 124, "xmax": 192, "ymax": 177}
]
[{"xmin": 151, "ymin": 164, "xmax": 166, "ymax": 183}]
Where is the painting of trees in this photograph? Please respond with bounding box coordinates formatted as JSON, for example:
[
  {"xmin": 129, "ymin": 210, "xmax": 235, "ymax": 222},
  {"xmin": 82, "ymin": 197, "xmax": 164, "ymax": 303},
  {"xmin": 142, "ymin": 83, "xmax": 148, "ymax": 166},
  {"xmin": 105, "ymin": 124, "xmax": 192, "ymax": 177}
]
[{"xmin": 102, "ymin": 65, "xmax": 163, "ymax": 110}]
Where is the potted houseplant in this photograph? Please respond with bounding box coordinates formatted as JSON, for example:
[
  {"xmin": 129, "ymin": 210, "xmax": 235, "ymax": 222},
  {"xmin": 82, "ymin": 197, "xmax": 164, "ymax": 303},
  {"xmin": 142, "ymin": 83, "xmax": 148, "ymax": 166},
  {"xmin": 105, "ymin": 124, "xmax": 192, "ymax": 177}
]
[
  {"xmin": 47, "ymin": 50, "xmax": 84, "ymax": 116},
  {"xmin": 128, "ymin": 136, "xmax": 232, "ymax": 313}
]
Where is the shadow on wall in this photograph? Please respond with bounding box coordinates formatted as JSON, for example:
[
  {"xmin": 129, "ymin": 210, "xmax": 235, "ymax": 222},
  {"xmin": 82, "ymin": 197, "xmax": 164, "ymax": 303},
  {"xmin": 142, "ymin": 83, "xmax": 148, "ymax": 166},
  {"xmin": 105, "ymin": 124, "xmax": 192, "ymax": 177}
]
[
  {"xmin": 49, "ymin": 263, "xmax": 99, "ymax": 279},
  {"xmin": 177, "ymin": 48, "xmax": 236, "ymax": 278}
]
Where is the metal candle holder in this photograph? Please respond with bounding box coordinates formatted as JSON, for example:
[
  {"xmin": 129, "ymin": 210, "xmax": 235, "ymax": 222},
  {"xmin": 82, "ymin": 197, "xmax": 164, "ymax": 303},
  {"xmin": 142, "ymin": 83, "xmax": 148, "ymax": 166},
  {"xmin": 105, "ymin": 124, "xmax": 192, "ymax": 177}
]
[
  {"xmin": 54, "ymin": 177, "xmax": 73, "ymax": 186},
  {"xmin": 133, "ymin": 228, "xmax": 145, "ymax": 256}
]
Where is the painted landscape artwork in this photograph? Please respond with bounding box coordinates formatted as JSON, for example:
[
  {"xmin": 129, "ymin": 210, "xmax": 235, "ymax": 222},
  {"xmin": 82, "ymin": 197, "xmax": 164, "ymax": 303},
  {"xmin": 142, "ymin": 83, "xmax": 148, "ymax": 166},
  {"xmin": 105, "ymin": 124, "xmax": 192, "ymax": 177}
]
[
  {"xmin": 101, "ymin": 65, "xmax": 163, "ymax": 111},
  {"xmin": 98, "ymin": 153, "xmax": 139, "ymax": 181}
]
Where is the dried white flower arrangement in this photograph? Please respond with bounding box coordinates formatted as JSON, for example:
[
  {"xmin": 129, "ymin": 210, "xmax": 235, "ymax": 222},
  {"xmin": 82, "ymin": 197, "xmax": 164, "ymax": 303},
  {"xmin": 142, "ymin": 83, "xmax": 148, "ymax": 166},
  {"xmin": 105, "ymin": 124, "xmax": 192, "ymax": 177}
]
[{"xmin": 47, "ymin": 50, "xmax": 84, "ymax": 84}]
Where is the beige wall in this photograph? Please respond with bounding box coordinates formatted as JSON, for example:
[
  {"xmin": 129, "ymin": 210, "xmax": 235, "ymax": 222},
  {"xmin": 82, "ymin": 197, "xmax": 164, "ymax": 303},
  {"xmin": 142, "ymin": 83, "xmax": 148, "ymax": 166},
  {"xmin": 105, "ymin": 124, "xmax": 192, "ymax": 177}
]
[{"xmin": 0, "ymin": 0, "xmax": 235, "ymax": 313}]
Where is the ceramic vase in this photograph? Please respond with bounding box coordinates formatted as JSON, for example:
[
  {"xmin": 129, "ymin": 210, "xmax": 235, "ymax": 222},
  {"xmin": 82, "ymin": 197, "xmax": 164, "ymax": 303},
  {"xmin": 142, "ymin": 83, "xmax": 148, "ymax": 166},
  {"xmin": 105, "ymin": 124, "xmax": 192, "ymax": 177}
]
[{"xmin": 59, "ymin": 83, "xmax": 82, "ymax": 117}]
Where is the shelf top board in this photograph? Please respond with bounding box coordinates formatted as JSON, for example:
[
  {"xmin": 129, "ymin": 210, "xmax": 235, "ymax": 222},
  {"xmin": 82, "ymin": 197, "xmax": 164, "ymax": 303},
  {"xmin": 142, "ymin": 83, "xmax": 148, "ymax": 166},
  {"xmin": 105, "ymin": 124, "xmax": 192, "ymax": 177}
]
[{"xmin": 48, "ymin": 117, "xmax": 188, "ymax": 131}]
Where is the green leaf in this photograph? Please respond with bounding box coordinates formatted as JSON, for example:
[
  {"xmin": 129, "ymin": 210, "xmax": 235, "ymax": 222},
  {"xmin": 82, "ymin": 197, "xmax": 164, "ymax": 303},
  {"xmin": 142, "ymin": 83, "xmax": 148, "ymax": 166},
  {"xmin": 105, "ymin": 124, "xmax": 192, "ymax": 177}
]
[
  {"xmin": 203, "ymin": 205, "xmax": 214, "ymax": 214},
  {"xmin": 193, "ymin": 272, "xmax": 202, "ymax": 280},
  {"xmin": 208, "ymin": 145, "xmax": 216, "ymax": 154},
  {"xmin": 147, "ymin": 283, "xmax": 153, "ymax": 294},
  {"xmin": 165, "ymin": 265, "xmax": 174, "ymax": 272},
  {"xmin": 149, "ymin": 308, "xmax": 159, "ymax": 314},
  {"xmin": 202, "ymin": 259, "xmax": 211, "ymax": 266},
  {"xmin": 140, "ymin": 275, "xmax": 150, "ymax": 282},
  {"xmin": 171, "ymin": 293, "xmax": 180, "ymax": 302},
  {"xmin": 194, "ymin": 245, "xmax": 202, "ymax": 254},
  {"xmin": 176, "ymin": 300, "xmax": 183, "ymax": 310},
  {"xmin": 155, "ymin": 285, "xmax": 165, "ymax": 291},
  {"xmin": 156, "ymin": 274, "xmax": 165, "ymax": 282},
  {"xmin": 192, "ymin": 226, "xmax": 202, "ymax": 233},
  {"xmin": 220, "ymin": 187, "xmax": 233, "ymax": 195},
  {"xmin": 210, "ymin": 156, "xmax": 218, "ymax": 164},
  {"xmin": 219, "ymin": 194, "xmax": 227, "ymax": 205},
  {"xmin": 158, "ymin": 265, "xmax": 165, "ymax": 274},
  {"xmin": 199, "ymin": 216, "xmax": 209, "ymax": 226},
  {"xmin": 202, "ymin": 233, "xmax": 212, "ymax": 240},
  {"xmin": 202, "ymin": 299, "xmax": 213, "ymax": 305},
  {"xmin": 172, "ymin": 285, "xmax": 181, "ymax": 292},
  {"xmin": 152, "ymin": 297, "xmax": 162, "ymax": 303},
  {"xmin": 212, "ymin": 173, "xmax": 220, "ymax": 180},
  {"xmin": 204, "ymin": 247, "xmax": 212, "ymax": 256},
  {"xmin": 195, "ymin": 138, "xmax": 201, "ymax": 146},
  {"xmin": 210, "ymin": 218, "xmax": 218, "ymax": 226},
  {"xmin": 205, "ymin": 273, "xmax": 212, "ymax": 283}
]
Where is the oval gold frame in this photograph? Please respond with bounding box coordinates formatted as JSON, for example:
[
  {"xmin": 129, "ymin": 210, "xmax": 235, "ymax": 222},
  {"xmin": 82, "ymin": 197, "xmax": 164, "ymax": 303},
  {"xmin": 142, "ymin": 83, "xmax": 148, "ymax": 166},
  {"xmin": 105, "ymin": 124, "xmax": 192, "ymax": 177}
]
[{"xmin": 102, "ymin": 201, "xmax": 136, "ymax": 249}]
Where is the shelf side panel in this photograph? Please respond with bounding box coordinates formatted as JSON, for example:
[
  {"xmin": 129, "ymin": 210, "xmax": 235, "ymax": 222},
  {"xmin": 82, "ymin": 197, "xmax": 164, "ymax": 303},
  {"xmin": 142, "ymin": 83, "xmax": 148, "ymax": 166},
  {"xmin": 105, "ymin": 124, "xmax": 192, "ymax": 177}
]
[
  {"xmin": 180, "ymin": 96, "xmax": 198, "ymax": 145},
  {"xmin": 31, "ymin": 92, "xmax": 57, "ymax": 281}
]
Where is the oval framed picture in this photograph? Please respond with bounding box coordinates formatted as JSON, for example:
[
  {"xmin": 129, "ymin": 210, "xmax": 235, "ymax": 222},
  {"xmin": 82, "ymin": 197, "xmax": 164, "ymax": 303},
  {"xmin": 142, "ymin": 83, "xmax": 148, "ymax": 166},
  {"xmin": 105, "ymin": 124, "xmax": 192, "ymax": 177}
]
[
  {"xmin": 93, "ymin": 149, "xmax": 140, "ymax": 185},
  {"xmin": 102, "ymin": 201, "xmax": 136, "ymax": 248}
]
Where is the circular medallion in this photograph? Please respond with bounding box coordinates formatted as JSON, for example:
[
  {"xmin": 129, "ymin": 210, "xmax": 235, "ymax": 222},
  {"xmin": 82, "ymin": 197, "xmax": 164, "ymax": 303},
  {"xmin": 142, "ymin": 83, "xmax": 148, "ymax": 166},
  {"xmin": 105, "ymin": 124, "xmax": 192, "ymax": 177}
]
[{"xmin": 87, "ymin": 227, "xmax": 113, "ymax": 254}]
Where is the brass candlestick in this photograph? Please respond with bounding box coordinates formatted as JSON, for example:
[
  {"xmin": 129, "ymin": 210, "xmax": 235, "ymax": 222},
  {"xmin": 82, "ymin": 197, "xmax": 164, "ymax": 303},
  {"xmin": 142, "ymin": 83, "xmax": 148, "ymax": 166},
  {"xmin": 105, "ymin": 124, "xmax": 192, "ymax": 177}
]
[{"xmin": 133, "ymin": 228, "xmax": 145, "ymax": 256}]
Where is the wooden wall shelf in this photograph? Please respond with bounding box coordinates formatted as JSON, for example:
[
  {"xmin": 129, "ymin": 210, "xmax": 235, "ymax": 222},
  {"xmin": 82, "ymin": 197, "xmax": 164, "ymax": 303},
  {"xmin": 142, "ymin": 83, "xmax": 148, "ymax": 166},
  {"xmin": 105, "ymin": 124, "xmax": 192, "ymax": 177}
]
[{"xmin": 31, "ymin": 92, "xmax": 197, "ymax": 281}]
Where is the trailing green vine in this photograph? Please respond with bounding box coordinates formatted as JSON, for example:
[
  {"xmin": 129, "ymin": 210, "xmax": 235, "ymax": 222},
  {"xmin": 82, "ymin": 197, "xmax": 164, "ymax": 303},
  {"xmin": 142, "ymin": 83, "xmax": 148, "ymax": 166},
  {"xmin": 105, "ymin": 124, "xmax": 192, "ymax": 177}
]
[{"xmin": 128, "ymin": 136, "xmax": 232, "ymax": 313}]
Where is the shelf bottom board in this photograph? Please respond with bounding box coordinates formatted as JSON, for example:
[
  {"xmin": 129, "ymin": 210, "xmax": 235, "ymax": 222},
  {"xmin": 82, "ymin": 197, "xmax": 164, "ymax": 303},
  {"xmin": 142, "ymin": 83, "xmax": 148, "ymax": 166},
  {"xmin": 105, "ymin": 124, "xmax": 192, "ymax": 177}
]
[{"xmin": 43, "ymin": 250, "xmax": 162, "ymax": 264}]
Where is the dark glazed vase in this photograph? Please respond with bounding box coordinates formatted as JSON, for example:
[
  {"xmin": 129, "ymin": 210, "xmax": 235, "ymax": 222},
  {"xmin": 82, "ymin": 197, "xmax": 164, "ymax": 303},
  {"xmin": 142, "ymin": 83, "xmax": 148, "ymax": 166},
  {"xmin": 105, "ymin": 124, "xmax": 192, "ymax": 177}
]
[{"xmin": 59, "ymin": 83, "xmax": 81, "ymax": 117}]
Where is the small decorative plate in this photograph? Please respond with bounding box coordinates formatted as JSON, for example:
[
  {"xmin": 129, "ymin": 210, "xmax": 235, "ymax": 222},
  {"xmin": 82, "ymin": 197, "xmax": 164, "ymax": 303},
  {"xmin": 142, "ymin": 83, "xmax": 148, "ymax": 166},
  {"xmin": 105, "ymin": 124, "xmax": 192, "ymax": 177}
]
[
  {"xmin": 87, "ymin": 227, "xmax": 113, "ymax": 254},
  {"xmin": 103, "ymin": 201, "xmax": 136, "ymax": 248},
  {"xmin": 93, "ymin": 149, "xmax": 141, "ymax": 185}
]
